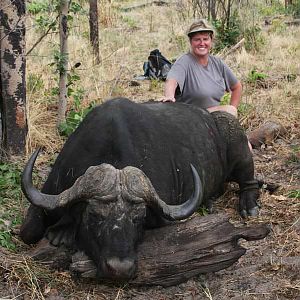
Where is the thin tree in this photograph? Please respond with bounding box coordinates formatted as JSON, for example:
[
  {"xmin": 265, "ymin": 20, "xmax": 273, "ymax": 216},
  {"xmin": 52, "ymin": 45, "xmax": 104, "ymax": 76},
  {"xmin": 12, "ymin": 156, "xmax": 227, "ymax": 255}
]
[
  {"xmin": 57, "ymin": 0, "xmax": 70, "ymax": 127},
  {"xmin": 285, "ymin": 0, "xmax": 293, "ymax": 8},
  {"xmin": 89, "ymin": 0, "xmax": 100, "ymax": 64},
  {"xmin": 206, "ymin": 0, "xmax": 217, "ymax": 21},
  {"xmin": 0, "ymin": 0, "xmax": 27, "ymax": 157}
]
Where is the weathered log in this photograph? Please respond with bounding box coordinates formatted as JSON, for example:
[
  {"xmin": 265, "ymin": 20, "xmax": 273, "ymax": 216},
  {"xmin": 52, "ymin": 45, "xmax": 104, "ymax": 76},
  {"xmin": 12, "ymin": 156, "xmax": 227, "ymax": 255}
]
[
  {"xmin": 121, "ymin": 1, "xmax": 169, "ymax": 12},
  {"xmin": 30, "ymin": 213, "xmax": 270, "ymax": 287},
  {"xmin": 220, "ymin": 38, "xmax": 245, "ymax": 59},
  {"xmin": 248, "ymin": 121, "xmax": 287, "ymax": 148},
  {"xmin": 133, "ymin": 213, "xmax": 270, "ymax": 286},
  {"xmin": 285, "ymin": 19, "xmax": 300, "ymax": 26}
]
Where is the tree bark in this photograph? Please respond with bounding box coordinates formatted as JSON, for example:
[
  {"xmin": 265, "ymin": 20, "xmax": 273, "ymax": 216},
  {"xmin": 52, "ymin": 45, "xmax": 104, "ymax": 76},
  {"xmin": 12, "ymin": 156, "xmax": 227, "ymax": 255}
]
[
  {"xmin": 57, "ymin": 0, "xmax": 70, "ymax": 127},
  {"xmin": 89, "ymin": 0, "xmax": 100, "ymax": 64},
  {"xmin": 0, "ymin": 0, "xmax": 27, "ymax": 157},
  {"xmin": 30, "ymin": 213, "xmax": 270, "ymax": 287}
]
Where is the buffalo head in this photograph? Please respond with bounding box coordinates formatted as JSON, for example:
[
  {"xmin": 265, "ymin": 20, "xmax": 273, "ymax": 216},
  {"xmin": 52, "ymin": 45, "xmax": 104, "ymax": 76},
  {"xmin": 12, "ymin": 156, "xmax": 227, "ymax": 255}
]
[{"xmin": 22, "ymin": 149, "xmax": 202, "ymax": 280}]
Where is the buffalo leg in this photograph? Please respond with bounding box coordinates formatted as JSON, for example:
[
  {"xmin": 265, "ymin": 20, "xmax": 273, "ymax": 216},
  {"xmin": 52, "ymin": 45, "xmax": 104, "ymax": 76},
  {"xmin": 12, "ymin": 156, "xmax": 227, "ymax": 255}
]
[
  {"xmin": 212, "ymin": 111, "xmax": 259, "ymax": 217},
  {"xmin": 229, "ymin": 135, "xmax": 259, "ymax": 217}
]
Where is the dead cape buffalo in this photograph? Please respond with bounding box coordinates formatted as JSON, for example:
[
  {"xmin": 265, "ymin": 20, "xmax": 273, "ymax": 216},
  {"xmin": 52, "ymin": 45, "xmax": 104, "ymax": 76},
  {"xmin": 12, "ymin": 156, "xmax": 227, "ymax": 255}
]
[{"xmin": 20, "ymin": 98, "xmax": 259, "ymax": 280}]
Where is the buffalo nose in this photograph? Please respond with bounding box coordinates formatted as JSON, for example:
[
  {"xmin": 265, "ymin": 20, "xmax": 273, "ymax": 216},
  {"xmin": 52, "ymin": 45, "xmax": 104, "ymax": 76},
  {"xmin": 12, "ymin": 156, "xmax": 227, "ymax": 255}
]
[{"xmin": 105, "ymin": 257, "xmax": 136, "ymax": 279}]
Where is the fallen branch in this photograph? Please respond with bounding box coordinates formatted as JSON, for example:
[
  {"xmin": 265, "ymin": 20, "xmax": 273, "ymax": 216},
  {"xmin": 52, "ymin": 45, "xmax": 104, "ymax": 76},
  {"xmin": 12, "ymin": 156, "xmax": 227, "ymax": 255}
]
[{"xmin": 220, "ymin": 38, "xmax": 245, "ymax": 59}]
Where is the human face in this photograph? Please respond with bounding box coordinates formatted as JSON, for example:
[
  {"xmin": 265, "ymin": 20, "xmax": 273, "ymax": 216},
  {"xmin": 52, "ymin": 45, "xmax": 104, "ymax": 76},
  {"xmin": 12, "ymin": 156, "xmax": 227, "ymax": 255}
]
[{"xmin": 189, "ymin": 32, "xmax": 212, "ymax": 58}]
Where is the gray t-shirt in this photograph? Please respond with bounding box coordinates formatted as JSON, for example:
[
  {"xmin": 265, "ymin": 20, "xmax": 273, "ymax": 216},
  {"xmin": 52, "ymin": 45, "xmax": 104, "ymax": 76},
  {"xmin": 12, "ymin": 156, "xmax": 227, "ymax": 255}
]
[{"xmin": 167, "ymin": 52, "xmax": 238, "ymax": 109}]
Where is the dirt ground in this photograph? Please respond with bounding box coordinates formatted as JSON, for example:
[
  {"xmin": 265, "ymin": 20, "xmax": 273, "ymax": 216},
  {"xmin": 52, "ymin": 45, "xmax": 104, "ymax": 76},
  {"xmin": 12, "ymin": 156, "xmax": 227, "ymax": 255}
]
[{"xmin": 0, "ymin": 128, "xmax": 299, "ymax": 300}]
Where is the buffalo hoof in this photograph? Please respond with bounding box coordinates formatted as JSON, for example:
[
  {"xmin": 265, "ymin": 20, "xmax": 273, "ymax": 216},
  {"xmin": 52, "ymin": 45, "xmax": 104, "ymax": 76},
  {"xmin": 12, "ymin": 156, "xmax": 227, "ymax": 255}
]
[
  {"xmin": 248, "ymin": 206, "xmax": 259, "ymax": 216},
  {"xmin": 240, "ymin": 206, "xmax": 259, "ymax": 218}
]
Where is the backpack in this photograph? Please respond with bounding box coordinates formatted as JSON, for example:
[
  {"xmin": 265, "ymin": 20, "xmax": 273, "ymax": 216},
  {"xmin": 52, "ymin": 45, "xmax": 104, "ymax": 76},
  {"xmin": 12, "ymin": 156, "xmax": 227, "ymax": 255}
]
[{"xmin": 143, "ymin": 49, "xmax": 172, "ymax": 80}]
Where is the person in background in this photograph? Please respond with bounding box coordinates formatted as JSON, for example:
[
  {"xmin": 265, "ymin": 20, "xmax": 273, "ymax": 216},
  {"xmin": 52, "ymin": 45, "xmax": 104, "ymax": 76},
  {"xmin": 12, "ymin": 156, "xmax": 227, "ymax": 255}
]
[{"xmin": 162, "ymin": 19, "xmax": 242, "ymax": 118}]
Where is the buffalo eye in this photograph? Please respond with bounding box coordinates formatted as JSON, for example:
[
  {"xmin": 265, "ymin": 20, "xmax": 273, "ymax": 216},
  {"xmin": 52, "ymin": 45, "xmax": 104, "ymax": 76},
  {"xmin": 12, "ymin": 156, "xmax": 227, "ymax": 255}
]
[
  {"xmin": 131, "ymin": 206, "xmax": 146, "ymax": 224},
  {"xmin": 132, "ymin": 215, "xmax": 142, "ymax": 224}
]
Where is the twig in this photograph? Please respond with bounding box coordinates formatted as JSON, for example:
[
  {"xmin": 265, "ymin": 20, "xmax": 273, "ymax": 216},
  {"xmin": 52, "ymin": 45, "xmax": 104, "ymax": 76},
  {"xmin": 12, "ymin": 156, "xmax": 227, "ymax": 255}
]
[{"xmin": 26, "ymin": 19, "xmax": 58, "ymax": 56}]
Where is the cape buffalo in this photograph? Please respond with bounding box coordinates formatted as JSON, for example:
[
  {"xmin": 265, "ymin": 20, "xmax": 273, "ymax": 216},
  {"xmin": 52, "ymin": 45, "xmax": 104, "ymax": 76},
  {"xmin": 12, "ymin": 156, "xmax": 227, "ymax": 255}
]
[{"xmin": 20, "ymin": 98, "xmax": 259, "ymax": 280}]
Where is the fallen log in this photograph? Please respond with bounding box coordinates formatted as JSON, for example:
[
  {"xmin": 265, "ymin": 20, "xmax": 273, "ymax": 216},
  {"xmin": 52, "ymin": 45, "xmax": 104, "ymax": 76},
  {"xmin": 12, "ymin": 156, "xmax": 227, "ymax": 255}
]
[
  {"xmin": 121, "ymin": 0, "xmax": 169, "ymax": 12},
  {"xmin": 30, "ymin": 213, "xmax": 270, "ymax": 287},
  {"xmin": 219, "ymin": 38, "xmax": 245, "ymax": 59},
  {"xmin": 248, "ymin": 120, "xmax": 287, "ymax": 148},
  {"xmin": 285, "ymin": 19, "xmax": 300, "ymax": 26}
]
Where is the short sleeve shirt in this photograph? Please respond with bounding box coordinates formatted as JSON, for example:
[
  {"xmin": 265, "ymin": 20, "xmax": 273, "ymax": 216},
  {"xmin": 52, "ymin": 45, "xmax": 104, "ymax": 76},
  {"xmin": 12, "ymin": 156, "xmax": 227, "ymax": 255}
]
[{"xmin": 167, "ymin": 53, "xmax": 238, "ymax": 109}]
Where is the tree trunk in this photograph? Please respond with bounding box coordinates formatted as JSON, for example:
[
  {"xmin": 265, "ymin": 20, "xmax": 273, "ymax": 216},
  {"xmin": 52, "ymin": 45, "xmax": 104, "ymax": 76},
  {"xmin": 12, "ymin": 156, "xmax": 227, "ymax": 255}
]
[
  {"xmin": 89, "ymin": 0, "xmax": 100, "ymax": 64},
  {"xmin": 30, "ymin": 213, "xmax": 270, "ymax": 287},
  {"xmin": 210, "ymin": 0, "xmax": 217, "ymax": 21},
  {"xmin": 226, "ymin": 0, "xmax": 232, "ymax": 29},
  {"xmin": 285, "ymin": 0, "xmax": 293, "ymax": 9},
  {"xmin": 208, "ymin": 0, "xmax": 211, "ymax": 20},
  {"xmin": 57, "ymin": 0, "xmax": 70, "ymax": 127},
  {"xmin": 0, "ymin": 0, "xmax": 27, "ymax": 157}
]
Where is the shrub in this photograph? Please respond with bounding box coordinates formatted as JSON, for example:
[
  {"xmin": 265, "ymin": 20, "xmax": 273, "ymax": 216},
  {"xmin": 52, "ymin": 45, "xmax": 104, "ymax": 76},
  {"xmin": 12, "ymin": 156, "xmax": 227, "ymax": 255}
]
[
  {"xmin": 213, "ymin": 13, "xmax": 242, "ymax": 52},
  {"xmin": 286, "ymin": 0, "xmax": 300, "ymax": 18},
  {"xmin": 247, "ymin": 69, "xmax": 268, "ymax": 83},
  {"xmin": 0, "ymin": 162, "xmax": 23, "ymax": 251},
  {"xmin": 244, "ymin": 25, "xmax": 265, "ymax": 52},
  {"xmin": 59, "ymin": 103, "xmax": 95, "ymax": 137},
  {"xmin": 269, "ymin": 18, "xmax": 287, "ymax": 34}
]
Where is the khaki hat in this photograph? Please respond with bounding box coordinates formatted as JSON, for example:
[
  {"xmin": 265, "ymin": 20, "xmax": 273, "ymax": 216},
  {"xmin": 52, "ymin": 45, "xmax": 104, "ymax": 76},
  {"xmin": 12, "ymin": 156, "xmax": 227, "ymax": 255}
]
[{"xmin": 187, "ymin": 19, "xmax": 215, "ymax": 37}]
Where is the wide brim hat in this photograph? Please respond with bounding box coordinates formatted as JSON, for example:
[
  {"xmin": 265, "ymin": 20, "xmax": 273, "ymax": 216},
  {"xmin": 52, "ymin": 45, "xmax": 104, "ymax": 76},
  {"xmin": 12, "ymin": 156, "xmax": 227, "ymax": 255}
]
[{"xmin": 187, "ymin": 20, "xmax": 215, "ymax": 37}]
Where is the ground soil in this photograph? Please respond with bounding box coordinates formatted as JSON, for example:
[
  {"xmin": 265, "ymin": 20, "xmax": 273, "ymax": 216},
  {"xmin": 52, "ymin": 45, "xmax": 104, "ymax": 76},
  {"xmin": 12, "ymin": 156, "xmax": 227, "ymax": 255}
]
[{"xmin": 0, "ymin": 129, "xmax": 299, "ymax": 300}]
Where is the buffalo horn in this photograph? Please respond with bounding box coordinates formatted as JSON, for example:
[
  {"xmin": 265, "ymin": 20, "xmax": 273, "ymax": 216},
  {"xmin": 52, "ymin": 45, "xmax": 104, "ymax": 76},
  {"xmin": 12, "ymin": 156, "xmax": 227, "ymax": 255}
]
[
  {"xmin": 22, "ymin": 148, "xmax": 60, "ymax": 210},
  {"xmin": 151, "ymin": 164, "xmax": 203, "ymax": 220}
]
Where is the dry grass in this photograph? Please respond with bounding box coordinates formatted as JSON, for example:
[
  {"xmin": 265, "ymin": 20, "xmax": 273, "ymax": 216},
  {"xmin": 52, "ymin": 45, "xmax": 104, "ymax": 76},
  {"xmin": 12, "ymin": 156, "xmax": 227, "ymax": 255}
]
[{"xmin": 0, "ymin": 247, "xmax": 75, "ymax": 299}]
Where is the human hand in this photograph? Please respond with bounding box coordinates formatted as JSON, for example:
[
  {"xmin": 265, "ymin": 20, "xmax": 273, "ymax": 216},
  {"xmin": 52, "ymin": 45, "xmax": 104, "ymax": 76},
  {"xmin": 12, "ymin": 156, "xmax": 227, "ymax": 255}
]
[{"xmin": 160, "ymin": 96, "xmax": 176, "ymax": 102}]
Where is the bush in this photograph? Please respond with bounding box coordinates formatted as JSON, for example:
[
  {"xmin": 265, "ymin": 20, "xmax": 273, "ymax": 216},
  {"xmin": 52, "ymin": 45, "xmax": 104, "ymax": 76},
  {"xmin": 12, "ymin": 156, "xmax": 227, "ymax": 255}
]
[
  {"xmin": 269, "ymin": 18, "xmax": 287, "ymax": 34},
  {"xmin": 213, "ymin": 13, "xmax": 242, "ymax": 52},
  {"xmin": 244, "ymin": 25, "xmax": 265, "ymax": 52},
  {"xmin": 0, "ymin": 162, "xmax": 23, "ymax": 251},
  {"xmin": 258, "ymin": 1, "xmax": 285, "ymax": 16},
  {"xmin": 247, "ymin": 69, "xmax": 268, "ymax": 83},
  {"xmin": 286, "ymin": 0, "xmax": 300, "ymax": 18},
  {"xmin": 59, "ymin": 103, "xmax": 95, "ymax": 137}
]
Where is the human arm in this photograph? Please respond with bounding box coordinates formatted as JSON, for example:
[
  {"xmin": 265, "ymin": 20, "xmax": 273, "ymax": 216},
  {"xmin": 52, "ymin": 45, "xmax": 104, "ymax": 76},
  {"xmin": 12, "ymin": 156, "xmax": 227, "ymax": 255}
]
[
  {"xmin": 161, "ymin": 78, "xmax": 178, "ymax": 102},
  {"xmin": 229, "ymin": 81, "xmax": 242, "ymax": 108}
]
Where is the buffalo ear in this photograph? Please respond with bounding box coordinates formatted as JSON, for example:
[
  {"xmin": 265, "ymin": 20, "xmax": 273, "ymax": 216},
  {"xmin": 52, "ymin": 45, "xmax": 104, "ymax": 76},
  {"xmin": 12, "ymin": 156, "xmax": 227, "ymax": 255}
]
[{"xmin": 46, "ymin": 214, "xmax": 76, "ymax": 247}]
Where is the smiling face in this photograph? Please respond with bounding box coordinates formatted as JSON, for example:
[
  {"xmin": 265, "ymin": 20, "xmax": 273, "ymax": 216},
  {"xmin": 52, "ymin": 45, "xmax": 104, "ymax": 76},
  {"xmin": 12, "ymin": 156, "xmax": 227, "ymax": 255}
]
[{"xmin": 189, "ymin": 32, "xmax": 213, "ymax": 60}]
